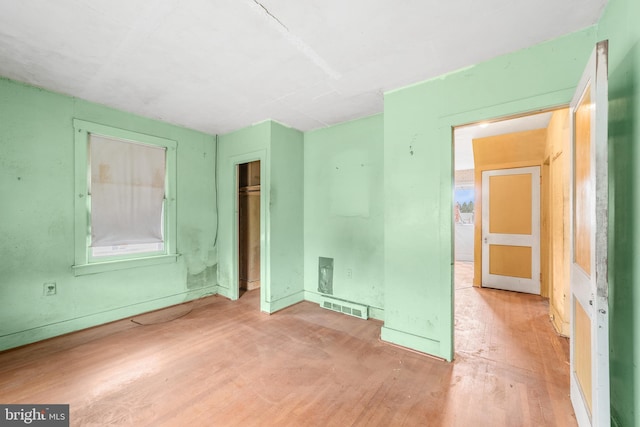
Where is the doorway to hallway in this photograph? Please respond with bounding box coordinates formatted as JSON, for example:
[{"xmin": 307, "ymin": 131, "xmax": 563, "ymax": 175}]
[
  {"xmin": 452, "ymin": 108, "xmax": 574, "ymax": 419},
  {"xmin": 452, "ymin": 108, "xmax": 570, "ymax": 307}
]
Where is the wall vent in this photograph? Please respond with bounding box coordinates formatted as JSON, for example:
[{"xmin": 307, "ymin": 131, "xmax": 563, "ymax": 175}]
[{"xmin": 319, "ymin": 296, "xmax": 368, "ymax": 320}]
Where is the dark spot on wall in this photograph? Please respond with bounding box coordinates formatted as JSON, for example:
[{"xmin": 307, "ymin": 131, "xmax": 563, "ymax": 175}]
[
  {"xmin": 47, "ymin": 217, "xmax": 67, "ymax": 238},
  {"xmin": 187, "ymin": 264, "xmax": 218, "ymax": 289}
]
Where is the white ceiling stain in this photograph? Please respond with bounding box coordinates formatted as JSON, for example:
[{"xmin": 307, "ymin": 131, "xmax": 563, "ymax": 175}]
[{"xmin": 0, "ymin": 0, "xmax": 607, "ymax": 135}]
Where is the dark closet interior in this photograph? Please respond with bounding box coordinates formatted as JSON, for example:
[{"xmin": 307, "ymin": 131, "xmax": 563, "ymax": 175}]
[{"xmin": 238, "ymin": 160, "xmax": 260, "ymax": 292}]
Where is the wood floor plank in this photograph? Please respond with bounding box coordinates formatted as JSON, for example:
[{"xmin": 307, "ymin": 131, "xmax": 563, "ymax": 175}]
[{"xmin": 0, "ymin": 268, "xmax": 575, "ymax": 426}]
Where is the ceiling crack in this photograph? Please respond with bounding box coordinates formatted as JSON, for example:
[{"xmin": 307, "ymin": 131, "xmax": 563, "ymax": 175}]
[
  {"xmin": 252, "ymin": 0, "xmax": 288, "ymax": 31},
  {"xmin": 246, "ymin": 0, "xmax": 341, "ymax": 81}
]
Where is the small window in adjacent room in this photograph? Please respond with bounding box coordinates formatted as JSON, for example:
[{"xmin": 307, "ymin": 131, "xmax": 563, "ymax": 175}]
[{"xmin": 73, "ymin": 119, "xmax": 178, "ymax": 275}]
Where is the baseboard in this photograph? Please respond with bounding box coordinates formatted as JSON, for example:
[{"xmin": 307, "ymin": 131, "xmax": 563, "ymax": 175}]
[
  {"xmin": 368, "ymin": 307, "xmax": 384, "ymax": 321},
  {"xmin": 550, "ymin": 304, "xmax": 570, "ymax": 337},
  {"xmin": 380, "ymin": 326, "xmax": 447, "ymax": 360},
  {"xmin": 0, "ymin": 285, "xmax": 218, "ymax": 352},
  {"xmin": 303, "ymin": 290, "xmax": 322, "ymax": 304},
  {"xmin": 263, "ymin": 291, "xmax": 304, "ymax": 314},
  {"xmin": 216, "ymin": 285, "xmax": 232, "ymax": 299},
  {"xmin": 240, "ymin": 279, "xmax": 260, "ymax": 291}
]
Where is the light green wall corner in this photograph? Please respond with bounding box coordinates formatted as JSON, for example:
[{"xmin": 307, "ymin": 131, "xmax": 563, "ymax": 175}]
[
  {"xmin": 382, "ymin": 27, "xmax": 597, "ymax": 361},
  {"xmin": 597, "ymin": 0, "xmax": 640, "ymax": 424},
  {"xmin": 217, "ymin": 121, "xmax": 270, "ymax": 304},
  {"xmin": 218, "ymin": 120, "xmax": 304, "ymax": 313},
  {"xmin": 303, "ymin": 114, "xmax": 384, "ymax": 320},
  {"xmin": 0, "ymin": 78, "xmax": 218, "ymax": 351},
  {"xmin": 270, "ymin": 122, "xmax": 305, "ymax": 308}
]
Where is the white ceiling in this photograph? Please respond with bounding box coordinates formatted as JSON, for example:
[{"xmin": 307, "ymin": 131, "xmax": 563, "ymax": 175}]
[
  {"xmin": 453, "ymin": 111, "xmax": 553, "ymax": 170},
  {"xmin": 0, "ymin": 0, "xmax": 607, "ymax": 135}
]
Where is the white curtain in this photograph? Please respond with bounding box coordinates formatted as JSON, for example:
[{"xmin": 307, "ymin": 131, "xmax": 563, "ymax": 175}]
[{"xmin": 90, "ymin": 134, "xmax": 166, "ymax": 247}]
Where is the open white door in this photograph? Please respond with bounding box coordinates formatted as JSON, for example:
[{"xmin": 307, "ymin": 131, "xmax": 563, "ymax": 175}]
[
  {"xmin": 481, "ymin": 166, "xmax": 541, "ymax": 294},
  {"xmin": 569, "ymin": 40, "xmax": 609, "ymax": 427}
]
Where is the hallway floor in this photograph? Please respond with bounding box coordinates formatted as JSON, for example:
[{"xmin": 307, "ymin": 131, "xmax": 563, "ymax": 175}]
[{"xmin": 453, "ymin": 261, "xmax": 574, "ymax": 425}]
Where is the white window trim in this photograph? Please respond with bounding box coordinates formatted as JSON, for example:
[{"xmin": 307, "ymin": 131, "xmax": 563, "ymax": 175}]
[{"xmin": 72, "ymin": 119, "xmax": 178, "ymax": 276}]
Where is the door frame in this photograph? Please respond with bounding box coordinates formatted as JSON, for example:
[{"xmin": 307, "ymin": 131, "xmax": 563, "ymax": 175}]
[
  {"xmin": 449, "ymin": 103, "xmax": 570, "ymax": 361},
  {"xmin": 229, "ymin": 150, "xmax": 269, "ymax": 311},
  {"xmin": 236, "ymin": 160, "xmax": 261, "ymax": 295},
  {"xmin": 481, "ymin": 166, "xmax": 541, "ymax": 294}
]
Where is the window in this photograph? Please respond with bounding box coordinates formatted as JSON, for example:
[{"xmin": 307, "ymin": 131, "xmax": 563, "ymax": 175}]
[{"xmin": 73, "ymin": 120, "xmax": 177, "ymax": 275}]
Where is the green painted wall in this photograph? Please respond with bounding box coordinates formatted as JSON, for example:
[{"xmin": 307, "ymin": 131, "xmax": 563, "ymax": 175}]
[
  {"xmin": 218, "ymin": 121, "xmax": 304, "ymax": 312},
  {"xmin": 0, "ymin": 78, "xmax": 217, "ymax": 351},
  {"xmin": 382, "ymin": 27, "xmax": 597, "ymax": 360},
  {"xmin": 270, "ymin": 123, "xmax": 305, "ymax": 306},
  {"xmin": 597, "ymin": 0, "xmax": 640, "ymax": 424},
  {"xmin": 303, "ymin": 114, "xmax": 384, "ymax": 318},
  {"xmin": 217, "ymin": 121, "xmax": 270, "ymax": 303},
  {"xmin": 2, "ymin": 5, "xmax": 636, "ymax": 420}
]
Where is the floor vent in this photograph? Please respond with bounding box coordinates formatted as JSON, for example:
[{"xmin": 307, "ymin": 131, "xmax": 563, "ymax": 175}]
[{"xmin": 319, "ymin": 297, "xmax": 368, "ymax": 320}]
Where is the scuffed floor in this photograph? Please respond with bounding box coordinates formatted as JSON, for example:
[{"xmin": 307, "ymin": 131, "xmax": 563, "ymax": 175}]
[{"xmin": 0, "ymin": 276, "xmax": 574, "ymax": 426}]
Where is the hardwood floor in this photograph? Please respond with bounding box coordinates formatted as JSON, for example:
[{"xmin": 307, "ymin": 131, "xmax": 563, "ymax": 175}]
[
  {"xmin": 454, "ymin": 262, "xmax": 575, "ymax": 426},
  {"xmin": 0, "ymin": 269, "xmax": 575, "ymax": 426}
]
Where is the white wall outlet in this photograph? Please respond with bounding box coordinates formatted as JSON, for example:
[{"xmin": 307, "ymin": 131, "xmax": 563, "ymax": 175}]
[{"xmin": 44, "ymin": 282, "xmax": 57, "ymax": 296}]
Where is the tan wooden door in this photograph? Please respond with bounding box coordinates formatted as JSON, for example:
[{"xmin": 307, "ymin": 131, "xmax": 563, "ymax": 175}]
[
  {"xmin": 569, "ymin": 40, "xmax": 609, "ymax": 427},
  {"xmin": 481, "ymin": 166, "xmax": 541, "ymax": 294}
]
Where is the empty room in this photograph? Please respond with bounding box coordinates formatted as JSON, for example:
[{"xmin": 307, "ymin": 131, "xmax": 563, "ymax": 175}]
[{"xmin": 1, "ymin": 1, "xmax": 639, "ymax": 426}]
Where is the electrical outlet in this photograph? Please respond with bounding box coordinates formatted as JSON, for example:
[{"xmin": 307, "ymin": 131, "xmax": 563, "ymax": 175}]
[
  {"xmin": 44, "ymin": 282, "xmax": 57, "ymax": 296},
  {"xmin": 346, "ymin": 268, "xmax": 353, "ymax": 279}
]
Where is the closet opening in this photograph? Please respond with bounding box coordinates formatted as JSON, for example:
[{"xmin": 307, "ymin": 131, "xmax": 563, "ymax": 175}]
[{"xmin": 237, "ymin": 160, "xmax": 261, "ymax": 298}]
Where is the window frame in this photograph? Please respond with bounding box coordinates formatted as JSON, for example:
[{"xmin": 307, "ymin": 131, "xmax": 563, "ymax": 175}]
[{"xmin": 72, "ymin": 119, "xmax": 178, "ymax": 276}]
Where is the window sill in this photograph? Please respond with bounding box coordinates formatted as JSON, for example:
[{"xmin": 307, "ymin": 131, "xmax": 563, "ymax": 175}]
[{"xmin": 72, "ymin": 254, "xmax": 179, "ymax": 276}]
